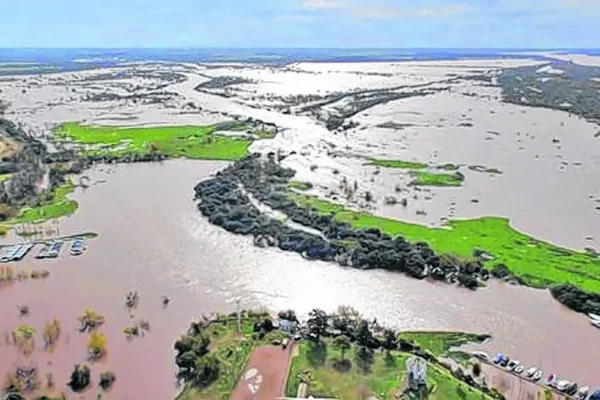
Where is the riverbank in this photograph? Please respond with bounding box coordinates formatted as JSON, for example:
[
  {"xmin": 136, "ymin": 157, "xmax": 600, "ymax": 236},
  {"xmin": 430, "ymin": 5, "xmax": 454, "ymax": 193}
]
[
  {"xmin": 193, "ymin": 154, "xmax": 600, "ymax": 312},
  {"xmin": 174, "ymin": 309, "xmax": 497, "ymax": 400}
]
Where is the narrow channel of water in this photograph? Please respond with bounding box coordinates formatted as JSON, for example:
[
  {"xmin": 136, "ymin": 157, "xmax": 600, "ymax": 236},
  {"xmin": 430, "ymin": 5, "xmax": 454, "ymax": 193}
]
[{"xmin": 0, "ymin": 160, "xmax": 597, "ymax": 399}]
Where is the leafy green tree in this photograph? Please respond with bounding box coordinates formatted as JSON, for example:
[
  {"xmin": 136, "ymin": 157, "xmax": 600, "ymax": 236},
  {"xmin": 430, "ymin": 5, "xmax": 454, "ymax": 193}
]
[
  {"xmin": 356, "ymin": 320, "xmax": 373, "ymax": 348},
  {"xmin": 307, "ymin": 309, "xmax": 328, "ymax": 340},
  {"xmin": 382, "ymin": 328, "xmax": 397, "ymax": 350},
  {"xmin": 193, "ymin": 354, "xmax": 220, "ymax": 387},
  {"xmin": 333, "ymin": 335, "xmax": 351, "ymax": 360}
]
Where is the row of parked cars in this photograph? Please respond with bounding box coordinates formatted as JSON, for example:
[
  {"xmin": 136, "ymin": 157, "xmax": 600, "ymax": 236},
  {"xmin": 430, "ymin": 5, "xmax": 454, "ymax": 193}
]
[{"xmin": 472, "ymin": 351, "xmax": 598, "ymax": 399}]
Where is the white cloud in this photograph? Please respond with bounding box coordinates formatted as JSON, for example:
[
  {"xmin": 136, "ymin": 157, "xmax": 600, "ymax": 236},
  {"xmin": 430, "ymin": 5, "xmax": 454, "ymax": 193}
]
[
  {"xmin": 301, "ymin": 0, "xmax": 345, "ymax": 9},
  {"xmin": 298, "ymin": 0, "xmax": 472, "ymax": 19},
  {"xmin": 354, "ymin": 4, "xmax": 473, "ymax": 19}
]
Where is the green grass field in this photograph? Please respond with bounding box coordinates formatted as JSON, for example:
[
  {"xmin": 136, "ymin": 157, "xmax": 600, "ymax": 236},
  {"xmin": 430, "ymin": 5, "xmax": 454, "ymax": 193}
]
[
  {"xmin": 410, "ymin": 171, "xmax": 464, "ymax": 187},
  {"xmin": 4, "ymin": 183, "xmax": 78, "ymax": 226},
  {"xmin": 285, "ymin": 338, "xmax": 490, "ymax": 399},
  {"xmin": 288, "ymin": 193, "xmax": 600, "ymax": 293},
  {"xmin": 368, "ymin": 159, "xmax": 429, "ymax": 170},
  {"xmin": 176, "ymin": 316, "xmax": 287, "ymax": 400},
  {"xmin": 56, "ymin": 122, "xmax": 256, "ymax": 161}
]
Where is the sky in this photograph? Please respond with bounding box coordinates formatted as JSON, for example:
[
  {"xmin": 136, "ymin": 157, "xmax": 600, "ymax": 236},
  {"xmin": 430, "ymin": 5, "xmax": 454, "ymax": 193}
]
[{"xmin": 1, "ymin": 0, "xmax": 600, "ymax": 48}]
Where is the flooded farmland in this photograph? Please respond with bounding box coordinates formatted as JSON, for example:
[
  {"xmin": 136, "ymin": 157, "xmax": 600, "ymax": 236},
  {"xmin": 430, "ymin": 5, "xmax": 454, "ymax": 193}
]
[{"xmin": 0, "ymin": 161, "xmax": 598, "ymax": 399}]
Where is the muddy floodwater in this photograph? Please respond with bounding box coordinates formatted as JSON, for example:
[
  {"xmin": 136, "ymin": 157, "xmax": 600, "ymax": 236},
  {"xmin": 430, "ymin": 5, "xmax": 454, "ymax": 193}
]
[{"xmin": 0, "ymin": 160, "xmax": 598, "ymax": 399}]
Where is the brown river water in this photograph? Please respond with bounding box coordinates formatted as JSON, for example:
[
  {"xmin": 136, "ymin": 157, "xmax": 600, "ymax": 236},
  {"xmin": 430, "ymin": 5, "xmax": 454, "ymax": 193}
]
[{"xmin": 0, "ymin": 160, "xmax": 598, "ymax": 399}]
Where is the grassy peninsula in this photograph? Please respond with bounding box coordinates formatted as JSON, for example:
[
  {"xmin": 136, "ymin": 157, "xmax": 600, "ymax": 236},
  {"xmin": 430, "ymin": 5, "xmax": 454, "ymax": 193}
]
[
  {"xmin": 56, "ymin": 122, "xmax": 273, "ymax": 161},
  {"xmin": 288, "ymin": 193, "xmax": 600, "ymax": 294},
  {"xmin": 0, "ymin": 182, "xmax": 78, "ymax": 231}
]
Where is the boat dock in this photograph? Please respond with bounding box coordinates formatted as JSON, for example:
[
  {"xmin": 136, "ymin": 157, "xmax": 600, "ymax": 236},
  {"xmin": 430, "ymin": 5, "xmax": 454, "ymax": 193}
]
[{"xmin": 0, "ymin": 233, "xmax": 95, "ymax": 263}]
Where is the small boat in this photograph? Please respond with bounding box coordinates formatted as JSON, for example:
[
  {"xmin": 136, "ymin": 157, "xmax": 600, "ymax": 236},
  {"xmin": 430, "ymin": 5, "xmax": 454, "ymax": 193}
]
[
  {"xmin": 532, "ymin": 370, "xmax": 543, "ymax": 381},
  {"xmin": 36, "ymin": 244, "xmax": 49, "ymax": 259},
  {"xmin": 576, "ymin": 386, "xmax": 589, "ymax": 399},
  {"xmin": 46, "ymin": 241, "xmax": 63, "ymax": 258},
  {"xmin": 556, "ymin": 380, "xmax": 571, "ymax": 392},
  {"xmin": 506, "ymin": 360, "xmax": 520, "ymax": 371},
  {"xmin": 591, "ymin": 319, "xmax": 600, "ymax": 329},
  {"xmin": 11, "ymin": 243, "xmax": 33, "ymax": 261},
  {"xmin": 70, "ymin": 238, "xmax": 85, "ymax": 256},
  {"xmin": 523, "ymin": 367, "xmax": 537, "ymax": 378},
  {"xmin": 499, "ymin": 356, "xmax": 509, "ymax": 367},
  {"xmin": 544, "ymin": 373, "xmax": 557, "ymax": 386},
  {"xmin": 514, "ymin": 365, "xmax": 524, "ymax": 374},
  {"xmin": 588, "ymin": 313, "xmax": 600, "ymax": 321},
  {"xmin": 471, "ymin": 351, "xmax": 490, "ymax": 361}
]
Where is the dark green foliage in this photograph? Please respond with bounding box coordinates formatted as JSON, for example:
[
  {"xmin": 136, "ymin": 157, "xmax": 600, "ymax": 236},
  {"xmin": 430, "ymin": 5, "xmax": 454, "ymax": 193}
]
[
  {"xmin": 174, "ymin": 327, "xmax": 220, "ymax": 388},
  {"xmin": 333, "ymin": 335, "xmax": 351, "ymax": 359},
  {"xmin": 307, "ymin": 308, "xmax": 328, "ymax": 340},
  {"xmin": 68, "ymin": 364, "xmax": 91, "ymax": 392}
]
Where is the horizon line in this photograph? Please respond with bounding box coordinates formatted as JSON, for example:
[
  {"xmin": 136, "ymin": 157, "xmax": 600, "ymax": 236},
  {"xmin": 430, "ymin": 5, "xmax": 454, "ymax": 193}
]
[{"xmin": 1, "ymin": 47, "xmax": 600, "ymax": 51}]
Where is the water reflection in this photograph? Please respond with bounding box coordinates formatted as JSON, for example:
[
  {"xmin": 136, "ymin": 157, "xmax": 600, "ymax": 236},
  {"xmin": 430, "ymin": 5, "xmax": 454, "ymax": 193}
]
[{"xmin": 0, "ymin": 160, "xmax": 597, "ymax": 399}]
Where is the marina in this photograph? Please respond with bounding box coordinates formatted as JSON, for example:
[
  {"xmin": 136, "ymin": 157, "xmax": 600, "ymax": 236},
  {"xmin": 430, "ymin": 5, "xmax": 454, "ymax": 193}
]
[{"xmin": 0, "ymin": 233, "xmax": 94, "ymax": 263}]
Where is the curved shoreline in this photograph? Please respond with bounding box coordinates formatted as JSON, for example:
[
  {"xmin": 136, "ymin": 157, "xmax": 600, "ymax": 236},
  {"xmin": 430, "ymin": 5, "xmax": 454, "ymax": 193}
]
[{"xmin": 194, "ymin": 154, "xmax": 600, "ymax": 316}]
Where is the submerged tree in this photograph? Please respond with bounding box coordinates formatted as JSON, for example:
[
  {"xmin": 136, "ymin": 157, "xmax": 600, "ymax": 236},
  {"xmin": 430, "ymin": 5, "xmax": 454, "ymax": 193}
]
[
  {"xmin": 78, "ymin": 309, "xmax": 105, "ymax": 332},
  {"xmin": 42, "ymin": 319, "xmax": 61, "ymax": 349},
  {"xmin": 68, "ymin": 364, "xmax": 90, "ymax": 392},
  {"xmin": 87, "ymin": 332, "xmax": 107, "ymax": 360}
]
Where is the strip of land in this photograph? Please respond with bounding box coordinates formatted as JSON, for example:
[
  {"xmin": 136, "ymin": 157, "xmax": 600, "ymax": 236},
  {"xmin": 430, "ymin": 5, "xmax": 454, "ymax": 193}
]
[
  {"xmin": 289, "ymin": 192, "xmax": 600, "ymax": 294},
  {"xmin": 174, "ymin": 310, "xmax": 497, "ymax": 400},
  {"xmin": 56, "ymin": 121, "xmax": 274, "ymax": 161}
]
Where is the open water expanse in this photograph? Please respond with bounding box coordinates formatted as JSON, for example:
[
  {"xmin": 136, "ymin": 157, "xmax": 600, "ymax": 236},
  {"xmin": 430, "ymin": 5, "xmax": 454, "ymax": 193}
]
[{"xmin": 0, "ymin": 161, "xmax": 598, "ymax": 399}]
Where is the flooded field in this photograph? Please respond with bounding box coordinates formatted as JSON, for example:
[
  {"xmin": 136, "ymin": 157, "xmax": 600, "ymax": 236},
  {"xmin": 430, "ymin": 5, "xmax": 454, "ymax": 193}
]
[{"xmin": 0, "ymin": 161, "xmax": 598, "ymax": 399}]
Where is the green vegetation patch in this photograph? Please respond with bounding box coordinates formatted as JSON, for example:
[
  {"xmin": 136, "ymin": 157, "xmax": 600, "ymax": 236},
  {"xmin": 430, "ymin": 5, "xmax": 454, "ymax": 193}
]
[
  {"xmin": 437, "ymin": 163, "xmax": 460, "ymax": 171},
  {"xmin": 287, "ymin": 180, "xmax": 314, "ymax": 191},
  {"xmin": 409, "ymin": 171, "xmax": 464, "ymax": 187},
  {"xmin": 176, "ymin": 315, "xmax": 287, "ymax": 400},
  {"xmin": 288, "ymin": 193, "xmax": 600, "ymax": 293},
  {"xmin": 285, "ymin": 338, "xmax": 490, "ymax": 399},
  {"xmin": 367, "ymin": 159, "xmax": 465, "ymax": 187},
  {"xmin": 5, "ymin": 183, "xmax": 78, "ymax": 225},
  {"xmin": 0, "ymin": 174, "xmax": 12, "ymax": 182},
  {"xmin": 399, "ymin": 332, "xmax": 489, "ymax": 359},
  {"xmin": 367, "ymin": 158, "xmax": 428, "ymax": 170},
  {"xmin": 468, "ymin": 165, "xmax": 503, "ymax": 175},
  {"xmin": 56, "ymin": 122, "xmax": 255, "ymax": 161}
]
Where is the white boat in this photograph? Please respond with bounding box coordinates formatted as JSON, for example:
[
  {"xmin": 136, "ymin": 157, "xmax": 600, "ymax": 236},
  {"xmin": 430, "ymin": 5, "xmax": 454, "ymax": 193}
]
[
  {"xmin": 591, "ymin": 319, "xmax": 600, "ymax": 329},
  {"xmin": 523, "ymin": 367, "xmax": 537, "ymax": 378},
  {"xmin": 588, "ymin": 313, "xmax": 600, "ymax": 321},
  {"xmin": 532, "ymin": 370, "xmax": 543, "ymax": 381},
  {"xmin": 556, "ymin": 380, "xmax": 571, "ymax": 391}
]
